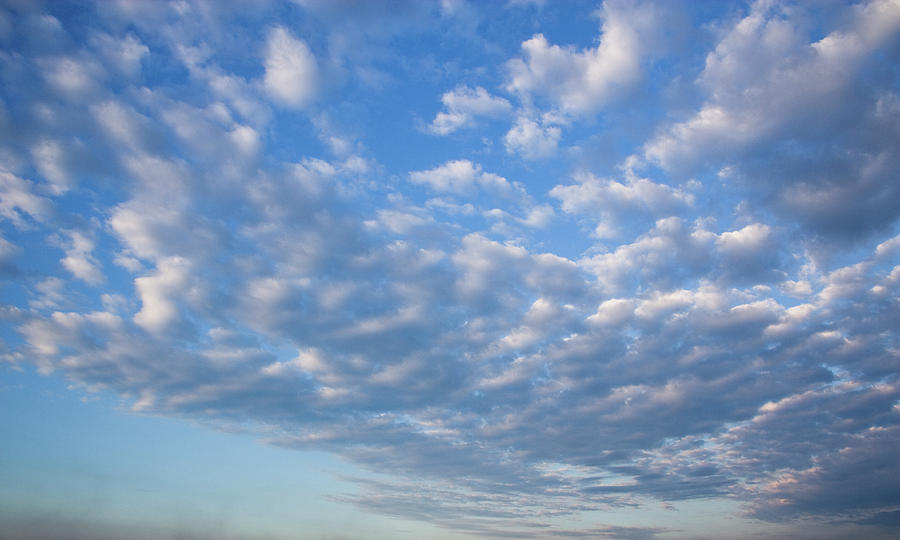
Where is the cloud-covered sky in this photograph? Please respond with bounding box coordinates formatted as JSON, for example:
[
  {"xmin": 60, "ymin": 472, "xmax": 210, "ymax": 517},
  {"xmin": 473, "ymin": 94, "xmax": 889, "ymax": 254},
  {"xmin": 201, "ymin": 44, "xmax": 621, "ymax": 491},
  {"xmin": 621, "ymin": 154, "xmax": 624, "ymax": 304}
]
[{"xmin": 1, "ymin": 1, "xmax": 899, "ymax": 538}]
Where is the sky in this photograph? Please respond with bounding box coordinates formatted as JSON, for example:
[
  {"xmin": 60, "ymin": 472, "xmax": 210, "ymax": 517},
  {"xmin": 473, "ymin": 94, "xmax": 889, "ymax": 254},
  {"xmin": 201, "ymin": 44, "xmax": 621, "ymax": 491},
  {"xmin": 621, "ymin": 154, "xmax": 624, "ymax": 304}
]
[{"xmin": 0, "ymin": 0, "xmax": 899, "ymax": 538}]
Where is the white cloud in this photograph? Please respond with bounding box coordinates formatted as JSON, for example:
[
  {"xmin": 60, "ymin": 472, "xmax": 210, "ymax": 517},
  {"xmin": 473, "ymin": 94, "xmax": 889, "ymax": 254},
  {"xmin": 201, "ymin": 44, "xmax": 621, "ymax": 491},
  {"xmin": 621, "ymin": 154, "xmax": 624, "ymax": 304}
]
[
  {"xmin": 452, "ymin": 233, "xmax": 528, "ymax": 302},
  {"xmin": 133, "ymin": 256, "xmax": 191, "ymax": 333},
  {"xmin": 519, "ymin": 204, "xmax": 554, "ymax": 228},
  {"xmin": 716, "ymin": 223, "xmax": 771, "ymax": 255},
  {"xmin": 409, "ymin": 160, "xmax": 511, "ymax": 194},
  {"xmin": 59, "ymin": 229, "xmax": 104, "ymax": 285},
  {"xmin": 91, "ymin": 32, "xmax": 148, "ymax": 75},
  {"xmin": 645, "ymin": 0, "xmax": 900, "ymax": 172},
  {"xmin": 587, "ymin": 298, "xmax": 635, "ymax": 326},
  {"xmin": 263, "ymin": 26, "xmax": 319, "ymax": 108},
  {"xmin": 91, "ymin": 100, "xmax": 156, "ymax": 154},
  {"xmin": 581, "ymin": 217, "xmax": 715, "ymax": 294},
  {"xmin": 175, "ymin": 43, "xmax": 271, "ymax": 126},
  {"xmin": 110, "ymin": 203, "xmax": 184, "ymax": 262},
  {"xmin": 425, "ymin": 197, "xmax": 476, "ymax": 216},
  {"xmin": 30, "ymin": 277, "xmax": 67, "ymax": 311},
  {"xmin": 505, "ymin": 1, "xmax": 661, "ymax": 114},
  {"xmin": 39, "ymin": 56, "xmax": 102, "ymax": 98},
  {"xmin": 634, "ymin": 289, "xmax": 695, "ymax": 320},
  {"xmin": 0, "ymin": 169, "xmax": 51, "ymax": 226},
  {"xmin": 30, "ymin": 140, "xmax": 71, "ymax": 194},
  {"xmin": 503, "ymin": 116, "xmax": 560, "ymax": 160},
  {"xmin": 428, "ymin": 86, "xmax": 512, "ymax": 135},
  {"xmin": 374, "ymin": 209, "xmax": 433, "ymax": 235},
  {"xmin": 494, "ymin": 297, "xmax": 573, "ymax": 354},
  {"xmin": 551, "ymin": 169, "xmax": 694, "ymax": 237},
  {"xmin": 228, "ymin": 124, "xmax": 260, "ymax": 157},
  {"xmin": 100, "ymin": 293, "xmax": 129, "ymax": 313},
  {"xmin": 160, "ymin": 101, "xmax": 261, "ymax": 165}
]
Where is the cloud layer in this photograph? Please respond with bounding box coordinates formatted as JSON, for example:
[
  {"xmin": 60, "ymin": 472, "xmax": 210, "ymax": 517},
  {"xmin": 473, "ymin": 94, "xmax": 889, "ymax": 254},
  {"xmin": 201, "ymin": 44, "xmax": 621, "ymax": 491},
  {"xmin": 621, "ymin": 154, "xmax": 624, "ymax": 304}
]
[{"xmin": 1, "ymin": 1, "xmax": 899, "ymax": 539}]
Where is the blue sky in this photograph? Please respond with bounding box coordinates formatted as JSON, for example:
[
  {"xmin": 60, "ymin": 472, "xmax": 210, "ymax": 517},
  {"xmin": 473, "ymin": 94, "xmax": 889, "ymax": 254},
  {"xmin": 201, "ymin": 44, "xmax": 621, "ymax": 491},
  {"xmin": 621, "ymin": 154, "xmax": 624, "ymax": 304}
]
[{"xmin": 1, "ymin": 0, "xmax": 899, "ymax": 538}]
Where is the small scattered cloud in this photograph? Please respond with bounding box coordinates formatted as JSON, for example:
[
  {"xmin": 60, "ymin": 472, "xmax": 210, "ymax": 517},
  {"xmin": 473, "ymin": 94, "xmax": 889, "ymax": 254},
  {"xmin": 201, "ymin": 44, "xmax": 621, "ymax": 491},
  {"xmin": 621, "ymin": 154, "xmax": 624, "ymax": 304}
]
[
  {"xmin": 428, "ymin": 85, "xmax": 512, "ymax": 135},
  {"xmin": 504, "ymin": 116, "xmax": 561, "ymax": 160},
  {"xmin": 409, "ymin": 159, "xmax": 511, "ymax": 194},
  {"xmin": 263, "ymin": 26, "xmax": 319, "ymax": 108}
]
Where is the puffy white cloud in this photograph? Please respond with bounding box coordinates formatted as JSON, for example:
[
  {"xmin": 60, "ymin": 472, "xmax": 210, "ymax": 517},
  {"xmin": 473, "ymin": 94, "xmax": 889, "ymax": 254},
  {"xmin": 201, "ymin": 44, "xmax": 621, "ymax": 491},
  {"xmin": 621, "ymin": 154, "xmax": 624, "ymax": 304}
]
[
  {"xmin": 518, "ymin": 204, "xmax": 554, "ymax": 228},
  {"xmin": 553, "ymin": 173, "xmax": 693, "ymax": 217},
  {"xmin": 581, "ymin": 217, "xmax": 714, "ymax": 294},
  {"xmin": 551, "ymin": 168, "xmax": 694, "ymax": 238},
  {"xmin": 452, "ymin": 233, "xmax": 528, "ymax": 303},
  {"xmin": 586, "ymin": 298, "xmax": 634, "ymax": 327},
  {"xmin": 716, "ymin": 222, "xmax": 770, "ymax": 254},
  {"xmin": 644, "ymin": 0, "xmax": 900, "ymax": 241},
  {"xmin": 133, "ymin": 256, "xmax": 191, "ymax": 333},
  {"xmin": 503, "ymin": 115, "xmax": 560, "ymax": 160},
  {"xmin": 505, "ymin": 1, "xmax": 662, "ymax": 114},
  {"xmin": 409, "ymin": 159, "xmax": 511, "ymax": 194},
  {"xmin": 263, "ymin": 26, "xmax": 319, "ymax": 108},
  {"xmin": 428, "ymin": 85, "xmax": 512, "ymax": 135},
  {"xmin": 715, "ymin": 223, "xmax": 780, "ymax": 283},
  {"xmin": 499, "ymin": 1, "xmax": 672, "ymax": 161},
  {"xmin": 581, "ymin": 218, "xmax": 787, "ymax": 294},
  {"xmin": 110, "ymin": 202, "xmax": 189, "ymax": 262},
  {"xmin": 652, "ymin": 2, "xmax": 900, "ymax": 253}
]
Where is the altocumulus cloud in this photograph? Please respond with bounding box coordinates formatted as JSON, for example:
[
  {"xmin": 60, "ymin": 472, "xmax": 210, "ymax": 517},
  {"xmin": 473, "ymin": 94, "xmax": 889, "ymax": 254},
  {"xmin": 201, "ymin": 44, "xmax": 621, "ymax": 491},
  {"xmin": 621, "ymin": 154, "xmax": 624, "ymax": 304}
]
[{"xmin": 1, "ymin": 1, "xmax": 899, "ymax": 539}]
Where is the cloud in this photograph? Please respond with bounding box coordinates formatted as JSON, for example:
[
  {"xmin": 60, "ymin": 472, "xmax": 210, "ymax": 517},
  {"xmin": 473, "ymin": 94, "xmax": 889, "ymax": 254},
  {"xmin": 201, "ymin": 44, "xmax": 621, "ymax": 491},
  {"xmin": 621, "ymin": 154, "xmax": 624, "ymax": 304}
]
[
  {"xmin": 644, "ymin": 0, "xmax": 900, "ymax": 241},
  {"xmin": 0, "ymin": 233, "xmax": 20, "ymax": 268},
  {"xmin": 39, "ymin": 55, "xmax": 104, "ymax": 99},
  {"xmin": 551, "ymin": 167, "xmax": 694, "ymax": 238},
  {"xmin": 30, "ymin": 139, "xmax": 73, "ymax": 194},
  {"xmin": 647, "ymin": 0, "xmax": 895, "ymax": 169},
  {"xmin": 89, "ymin": 32, "xmax": 149, "ymax": 76},
  {"xmin": 409, "ymin": 159, "xmax": 512, "ymax": 194},
  {"xmin": 91, "ymin": 100, "xmax": 160, "ymax": 154},
  {"xmin": 503, "ymin": 116, "xmax": 561, "ymax": 160},
  {"xmin": 133, "ymin": 256, "xmax": 192, "ymax": 333},
  {"xmin": 2, "ymin": 2, "xmax": 900, "ymax": 538},
  {"xmin": 428, "ymin": 85, "xmax": 512, "ymax": 135},
  {"xmin": 505, "ymin": 0, "xmax": 663, "ymax": 115},
  {"xmin": 58, "ymin": 229, "xmax": 104, "ymax": 285},
  {"xmin": 263, "ymin": 26, "xmax": 319, "ymax": 108},
  {"xmin": 580, "ymin": 217, "xmax": 714, "ymax": 294},
  {"xmin": 0, "ymin": 169, "xmax": 52, "ymax": 227}
]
